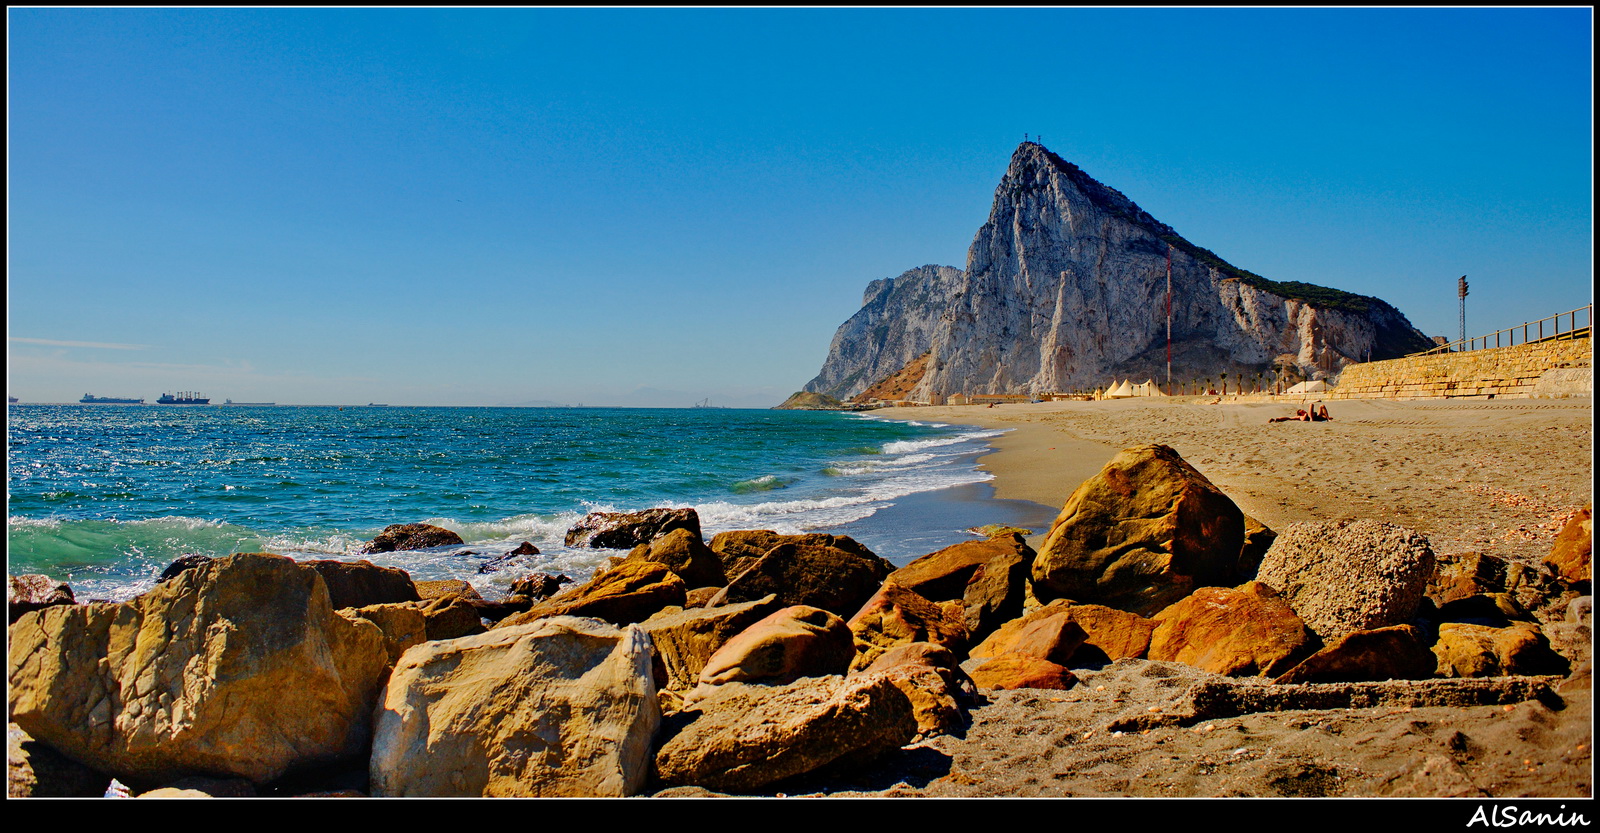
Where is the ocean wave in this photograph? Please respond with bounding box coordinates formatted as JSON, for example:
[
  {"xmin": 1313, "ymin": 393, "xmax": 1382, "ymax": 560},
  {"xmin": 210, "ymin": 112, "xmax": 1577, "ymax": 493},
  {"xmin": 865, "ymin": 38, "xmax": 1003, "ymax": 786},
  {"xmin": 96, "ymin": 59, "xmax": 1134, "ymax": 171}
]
[
  {"xmin": 730, "ymin": 474, "xmax": 794, "ymax": 494},
  {"xmin": 879, "ymin": 430, "xmax": 1003, "ymax": 455}
]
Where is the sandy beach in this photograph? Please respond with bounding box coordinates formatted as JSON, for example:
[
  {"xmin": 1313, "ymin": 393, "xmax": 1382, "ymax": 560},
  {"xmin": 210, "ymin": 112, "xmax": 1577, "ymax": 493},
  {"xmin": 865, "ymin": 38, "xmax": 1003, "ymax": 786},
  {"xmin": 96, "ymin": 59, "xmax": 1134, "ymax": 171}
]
[
  {"xmin": 885, "ymin": 396, "xmax": 1594, "ymax": 567},
  {"xmin": 778, "ymin": 395, "xmax": 1595, "ymax": 799}
]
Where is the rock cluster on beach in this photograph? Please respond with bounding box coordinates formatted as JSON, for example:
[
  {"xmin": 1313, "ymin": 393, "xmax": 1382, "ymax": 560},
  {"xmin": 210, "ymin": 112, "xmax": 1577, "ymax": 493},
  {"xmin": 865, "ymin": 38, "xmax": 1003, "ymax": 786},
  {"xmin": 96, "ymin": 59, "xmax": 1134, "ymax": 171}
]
[{"xmin": 7, "ymin": 445, "xmax": 1592, "ymax": 798}]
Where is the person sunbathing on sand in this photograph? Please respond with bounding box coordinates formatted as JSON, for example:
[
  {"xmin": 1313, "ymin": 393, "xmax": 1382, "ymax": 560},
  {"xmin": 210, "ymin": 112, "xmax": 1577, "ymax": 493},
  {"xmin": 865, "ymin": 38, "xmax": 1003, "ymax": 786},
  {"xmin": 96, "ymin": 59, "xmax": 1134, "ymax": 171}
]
[{"xmin": 1268, "ymin": 405, "xmax": 1331, "ymax": 423}]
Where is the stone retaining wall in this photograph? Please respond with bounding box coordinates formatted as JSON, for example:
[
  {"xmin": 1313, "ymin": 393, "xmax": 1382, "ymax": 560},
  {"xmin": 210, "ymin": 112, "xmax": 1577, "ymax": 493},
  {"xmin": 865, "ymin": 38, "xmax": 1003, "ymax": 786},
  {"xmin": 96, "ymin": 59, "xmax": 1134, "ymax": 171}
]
[{"xmin": 1327, "ymin": 337, "xmax": 1592, "ymax": 400}]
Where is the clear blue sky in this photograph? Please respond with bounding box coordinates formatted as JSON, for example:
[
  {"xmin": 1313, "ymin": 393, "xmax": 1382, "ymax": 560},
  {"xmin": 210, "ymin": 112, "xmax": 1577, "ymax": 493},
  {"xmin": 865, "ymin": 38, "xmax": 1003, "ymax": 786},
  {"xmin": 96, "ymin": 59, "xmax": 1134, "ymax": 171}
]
[{"xmin": 7, "ymin": 8, "xmax": 1593, "ymax": 406}]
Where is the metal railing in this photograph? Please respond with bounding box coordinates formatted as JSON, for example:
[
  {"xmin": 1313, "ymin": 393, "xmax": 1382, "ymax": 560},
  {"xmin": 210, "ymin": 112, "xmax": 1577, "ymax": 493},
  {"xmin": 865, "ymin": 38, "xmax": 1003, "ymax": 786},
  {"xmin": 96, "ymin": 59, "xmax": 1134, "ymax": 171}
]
[{"xmin": 1410, "ymin": 304, "xmax": 1592, "ymax": 356}]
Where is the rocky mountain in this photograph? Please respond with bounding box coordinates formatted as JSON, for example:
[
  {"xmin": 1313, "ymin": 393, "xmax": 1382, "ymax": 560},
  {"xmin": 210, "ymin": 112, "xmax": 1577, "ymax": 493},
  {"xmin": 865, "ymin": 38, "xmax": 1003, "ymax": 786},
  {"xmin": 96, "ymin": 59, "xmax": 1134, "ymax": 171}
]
[{"xmin": 803, "ymin": 143, "xmax": 1433, "ymax": 401}]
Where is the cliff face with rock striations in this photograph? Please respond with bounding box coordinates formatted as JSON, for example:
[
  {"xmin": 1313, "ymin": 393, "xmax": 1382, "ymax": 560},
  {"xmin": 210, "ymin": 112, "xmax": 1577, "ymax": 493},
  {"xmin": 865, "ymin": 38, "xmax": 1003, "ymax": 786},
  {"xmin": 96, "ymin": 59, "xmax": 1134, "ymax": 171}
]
[{"xmin": 804, "ymin": 143, "xmax": 1433, "ymax": 401}]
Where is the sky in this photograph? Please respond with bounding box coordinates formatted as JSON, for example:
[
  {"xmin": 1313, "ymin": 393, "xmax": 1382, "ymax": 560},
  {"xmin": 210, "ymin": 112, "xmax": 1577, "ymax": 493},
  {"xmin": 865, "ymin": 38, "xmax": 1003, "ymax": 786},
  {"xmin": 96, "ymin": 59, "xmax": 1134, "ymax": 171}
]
[{"xmin": 7, "ymin": 7, "xmax": 1593, "ymax": 407}]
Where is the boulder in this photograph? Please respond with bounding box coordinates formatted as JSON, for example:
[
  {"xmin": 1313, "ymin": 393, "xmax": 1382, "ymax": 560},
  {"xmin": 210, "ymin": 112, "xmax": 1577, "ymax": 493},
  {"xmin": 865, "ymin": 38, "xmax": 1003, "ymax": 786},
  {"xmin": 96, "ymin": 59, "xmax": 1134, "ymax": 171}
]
[
  {"xmin": 370, "ymin": 617, "xmax": 659, "ymax": 797},
  {"xmin": 654, "ymin": 674, "xmax": 916, "ymax": 793},
  {"xmin": 509, "ymin": 541, "xmax": 541, "ymax": 556},
  {"xmin": 509, "ymin": 572, "xmax": 572, "ymax": 601},
  {"xmin": 1051, "ymin": 603, "xmax": 1159, "ymax": 665},
  {"xmin": 1032, "ymin": 444, "xmax": 1246, "ymax": 616},
  {"xmin": 9, "ymin": 722, "xmax": 110, "ymax": 798},
  {"xmin": 846, "ymin": 583, "xmax": 969, "ymax": 673},
  {"xmin": 695, "ymin": 605, "xmax": 855, "ymax": 688},
  {"xmin": 707, "ymin": 543, "xmax": 893, "ymax": 618},
  {"xmin": 301, "ymin": 559, "xmax": 420, "ymax": 610},
  {"xmin": 495, "ymin": 561, "xmax": 687, "ymax": 629},
  {"xmin": 156, "ymin": 555, "xmax": 214, "ymax": 583},
  {"xmin": 1433, "ymin": 622, "xmax": 1570, "ymax": 678},
  {"xmin": 1274, "ymin": 625, "xmax": 1438, "ymax": 684},
  {"xmin": 858, "ymin": 643, "xmax": 976, "ymax": 739},
  {"xmin": 1435, "ymin": 593, "xmax": 1529, "ymax": 628},
  {"xmin": 564, "ymin": 508, "xmax": 701, "ymax": 550},
  {"xmin": 1238, "ymin": 514, "xmax": 1277, "ymax": 580},
  {"xmin": 7, "ymin": 553, "xmax": 389, "ymax": 786},
  {"xmin": 885, "ymin": 535, "xmax": 1032, "ymax": 602},
  {"xmin": 623, "ymin": 528, "xmax": 727, "ymax": 589},
  {"xmin": 983, "ymin": 612, "xmax": 1087, "ymax": 666},
  {"xmin": 1147, "ymin": 582, "xmax": 1315, "ymax": 677},
  {"xmin": 1546, "ymin": 505, "xmax": 1592, "ymax": 587},
  {"xmin": 709, "ymin": 530, "xmax": 880, "ymax": 584},
  {"xmin": 415, "ymin": 579, "xmax": 481, "ymax": 601},
  {"xmin": 639, "ymin": 595, "xmax": 783, "ymax": 691},
  {"xmin": 343, "ymin": 603, "xmax": 429, "ymax": 665},
  {"xmin": 1428, "ymin": 550, "xmax": 1563, "ymax": 615},
  {"xmin": 360, "ymin": 523, "xmax": 465, "ymax": 554},
  {"xmin": 685, "ymin": 587, "xmax": 722, "ymax": 608},
  {"xmin": 960, "ymin": 546, "xmax": 1033, "ymax": 645},
  {"xmin": 1255, "ymin": 519, "xmax": 1435, "ymax": 641},
  {"xmin": 969, "ymin": 600, "xmax": 1155, "ymax": 667},
  {"xmin": 418, "ymin": 595, "xmax": 486, "ymax": 641},
  {"xmin": 8, "ymin": 574, "xmax": 75, "ymax": 625},
  {"xmin": 967, "ymin": 656, "xmax": 1078, "ymax": 691}
]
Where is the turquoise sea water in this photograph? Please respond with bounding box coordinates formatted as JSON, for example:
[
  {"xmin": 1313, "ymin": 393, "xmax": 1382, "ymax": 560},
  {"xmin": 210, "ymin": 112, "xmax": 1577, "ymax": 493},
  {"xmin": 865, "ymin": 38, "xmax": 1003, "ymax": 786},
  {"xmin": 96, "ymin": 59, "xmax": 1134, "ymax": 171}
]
[{"xmin": 7, "ymin": 405, "xmax": 1053, "ymax": 602}]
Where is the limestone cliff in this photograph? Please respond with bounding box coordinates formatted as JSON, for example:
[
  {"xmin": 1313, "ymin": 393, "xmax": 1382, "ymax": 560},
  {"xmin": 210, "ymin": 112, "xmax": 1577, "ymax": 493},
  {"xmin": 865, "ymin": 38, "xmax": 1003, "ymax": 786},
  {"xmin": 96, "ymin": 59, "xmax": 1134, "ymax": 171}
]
[{"xmin": 804, "ymin": 143, "xmax": 1433, "ymax": 400}]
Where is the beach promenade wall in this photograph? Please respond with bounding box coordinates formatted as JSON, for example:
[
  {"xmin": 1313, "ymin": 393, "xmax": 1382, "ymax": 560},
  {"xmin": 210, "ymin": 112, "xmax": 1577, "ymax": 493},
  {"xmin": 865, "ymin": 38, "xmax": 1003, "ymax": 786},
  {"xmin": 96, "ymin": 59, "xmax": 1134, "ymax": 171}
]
[{"xmin": 1327, "ymin": 336, "xmax": 1592, "ymax": 400}]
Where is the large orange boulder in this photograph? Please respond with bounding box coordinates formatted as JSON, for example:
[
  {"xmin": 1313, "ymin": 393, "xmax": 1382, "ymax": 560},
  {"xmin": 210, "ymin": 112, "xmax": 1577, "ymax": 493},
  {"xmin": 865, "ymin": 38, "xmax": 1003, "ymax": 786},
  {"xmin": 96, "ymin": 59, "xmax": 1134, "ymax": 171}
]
[
  {"xmin": 846, "ymin": 583, "xmax": 969, "ymax": 672},
  {"xmin": 967, "ymin": 656, "xmax": 1077, "ymax": 691},
  {"xmin": 695, "ymin": 605, "xmax": 855, "ymax": 687},
  {"xmin": 709, "ymin": 530, "xmax": 880, "ymax": 584},
  {"xmin": 1147, "ymin": 582, "xmax": 1314, "ymax": 677},
  {"xmin": 1032, "ymin": 445, "xmax": 1245, "ymax": 617},
  {"xmin": 708, "ymin": 543, "xmax": 892, "ymax": 618},
  {"xmin": 1546, "ymin": 505, "xmax": 1592, "ymax": 586},
  {"xmin": 623, "ymin": 528, "xmax": 727, "ymax": 589},
  {"xmin": 1274, "ymin": 625, "xmax": 1438, "ymax": 684},
  {"xmin": 7, "ymin": 554, "xmax": 388, "ymax": 786},
  {"xmin": 495, "ymin": 560, "xmax": 686, "ymax": 629}
]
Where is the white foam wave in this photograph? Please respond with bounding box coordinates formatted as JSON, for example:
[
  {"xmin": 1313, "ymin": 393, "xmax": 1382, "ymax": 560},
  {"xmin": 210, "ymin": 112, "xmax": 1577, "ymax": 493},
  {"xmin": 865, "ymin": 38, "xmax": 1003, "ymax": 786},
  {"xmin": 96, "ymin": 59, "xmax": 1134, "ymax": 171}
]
[{"xmin": 880, "ymin": 430, "xmax": 1003, "ymax": 455}]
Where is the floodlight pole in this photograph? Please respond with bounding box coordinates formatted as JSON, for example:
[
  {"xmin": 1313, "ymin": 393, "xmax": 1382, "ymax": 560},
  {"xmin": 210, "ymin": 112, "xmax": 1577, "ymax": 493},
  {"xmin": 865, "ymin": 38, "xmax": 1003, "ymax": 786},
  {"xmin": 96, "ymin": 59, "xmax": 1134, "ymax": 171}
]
[
  {"xmin": 1165, "ymin": 245, "xmax": 1172, "ymax": 393},
  {"xmin": 1458, "ymin": 275, "xmax": 1469, "ymax": 346}
]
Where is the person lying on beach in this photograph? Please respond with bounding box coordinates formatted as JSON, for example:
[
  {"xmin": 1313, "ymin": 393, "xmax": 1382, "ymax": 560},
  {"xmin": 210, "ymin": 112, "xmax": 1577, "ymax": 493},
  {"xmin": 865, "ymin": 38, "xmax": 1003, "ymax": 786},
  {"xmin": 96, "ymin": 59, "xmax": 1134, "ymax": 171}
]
[{"xmin": 1268, "ymin": 409, "xmax": 1311, "ymax": 423}]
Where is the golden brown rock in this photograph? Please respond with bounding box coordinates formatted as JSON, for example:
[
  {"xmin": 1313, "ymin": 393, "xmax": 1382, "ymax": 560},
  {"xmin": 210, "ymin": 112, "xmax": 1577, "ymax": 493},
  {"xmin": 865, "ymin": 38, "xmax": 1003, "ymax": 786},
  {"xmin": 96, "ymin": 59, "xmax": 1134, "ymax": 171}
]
[
  {"xmin": 1033, "ymin": 445, "xmax": 1245, "ymax": 616},
  {"xmin": 696, "ymin": 605, "xmax": 854, "ymax": 687},
  {"xmin": 1433, "ymin": 622, "xmax": 1570, "ymax": 678},
  {"xmin": 708, "ymin": 542, "xmax": 892, "ymax": 618},
  {"xmin": 623, "ymin": 527, "xmax": 727, "ymax": 589},
  {"xmin": 967, "ymin": 656, "xmax": 1077, "ymax": 691},
  {"xmin": 371, "ymin": 617, "xmax": 659, "ymax": 797},
  {"xmin": 496, "ymin": 560, "xmax": 687, "ymax": 629},
  {"xmin": 639, "ymin": 595, "xmax": 782, "ymax": 691},
  {"xmin": 7, "ymin": 553, "xmax": 388, "ymax": 785},
  {"xmin": 1273, "ymin": 625, "xmax": 1437, "ymax": 684},
  {"xmin": 1147, "ymin": 582, "xmax": 1314, "ymax": 677},
  {"xmin": 1546, "ymin": 504, "xmax": 1592, "ymax": 586},
  {"xmin": 846, "ymin": 583, "xmax": 969, "ymax": 672}
]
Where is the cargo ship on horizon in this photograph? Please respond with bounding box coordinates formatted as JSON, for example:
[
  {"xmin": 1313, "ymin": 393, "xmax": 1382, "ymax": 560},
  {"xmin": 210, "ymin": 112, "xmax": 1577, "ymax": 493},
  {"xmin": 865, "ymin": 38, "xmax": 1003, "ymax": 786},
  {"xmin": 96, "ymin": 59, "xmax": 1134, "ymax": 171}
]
[
  {"xmin": 81, "ymin": 394, "xmax": 145, "ymax": 404},
  {"xmin": 157, "ymin": 391, "xmax": 210, "ymax": 405}
]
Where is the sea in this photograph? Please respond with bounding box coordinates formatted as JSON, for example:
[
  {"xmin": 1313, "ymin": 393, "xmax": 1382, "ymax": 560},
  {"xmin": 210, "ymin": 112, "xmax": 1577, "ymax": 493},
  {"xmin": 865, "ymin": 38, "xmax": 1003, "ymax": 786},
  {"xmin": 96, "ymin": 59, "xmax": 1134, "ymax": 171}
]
[{"xmin": 6, "ymin": 404, "xmax": 1057, "ymax": 603}]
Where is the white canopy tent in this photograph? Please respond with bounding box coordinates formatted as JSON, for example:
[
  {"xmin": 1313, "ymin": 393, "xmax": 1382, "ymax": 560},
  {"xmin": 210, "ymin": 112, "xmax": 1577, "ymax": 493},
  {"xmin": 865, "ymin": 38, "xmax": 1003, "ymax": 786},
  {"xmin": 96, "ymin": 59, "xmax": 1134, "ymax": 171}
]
[
  {"xmin": 1104, "ymin": 379, "xmax": 1135, "ymax": 399},
  {"xmin": 1284, "ymin": 379, "xmax": 1334, "ymax": 395}
]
